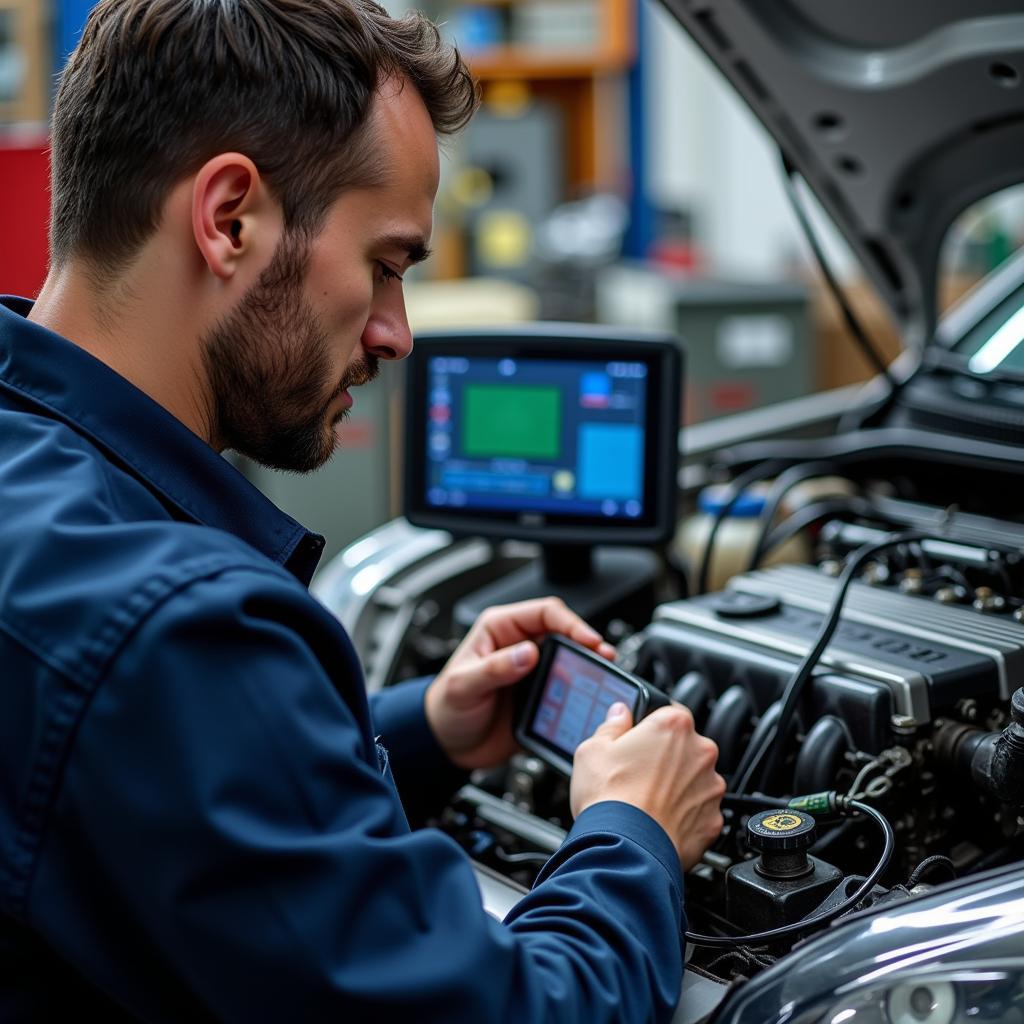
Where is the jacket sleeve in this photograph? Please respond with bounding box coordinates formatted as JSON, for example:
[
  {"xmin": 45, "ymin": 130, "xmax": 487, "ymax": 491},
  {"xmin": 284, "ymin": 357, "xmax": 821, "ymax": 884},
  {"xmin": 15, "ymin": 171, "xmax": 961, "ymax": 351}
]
[
  {"xmin": 34, "ymin": 566, "xmax": 686, "ymax": 1024},
  {"xmin": 367, "ymin": 677, "xmax": 470, "ymax": 826}
]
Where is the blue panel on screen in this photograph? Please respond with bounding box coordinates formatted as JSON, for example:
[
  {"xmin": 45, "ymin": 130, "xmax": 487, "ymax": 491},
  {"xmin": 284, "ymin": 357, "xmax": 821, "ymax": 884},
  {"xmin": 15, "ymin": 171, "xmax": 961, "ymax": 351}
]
[
  {"xmin": 578, "ymin": 425, "xmax": 642, "ymax": 500},
  {"xmin": 580, "ymin": 371, "xmax": 611, "ymax": 409}
]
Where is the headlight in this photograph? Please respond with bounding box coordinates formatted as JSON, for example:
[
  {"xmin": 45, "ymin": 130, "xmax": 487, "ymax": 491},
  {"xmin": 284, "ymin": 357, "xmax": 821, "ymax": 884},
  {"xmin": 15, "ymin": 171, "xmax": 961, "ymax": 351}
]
[
  {"xmin": 884, "ymin": 979, "xmax": 957, "ymax": 1024},
  {"xmin": 820, "ymin": 968, "xmax": 1023, "ymax": 1023},
  {"xmin": 708, "ymin": 866, "xmax": 1024, "ymax": 1024}
]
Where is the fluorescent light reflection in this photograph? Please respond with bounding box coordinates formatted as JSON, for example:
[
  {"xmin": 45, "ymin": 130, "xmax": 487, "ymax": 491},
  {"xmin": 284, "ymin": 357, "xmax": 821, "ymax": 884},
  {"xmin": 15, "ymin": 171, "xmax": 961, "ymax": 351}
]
[
  {"xmin": 831, "ymin": 1010, "xmax": 857, "ymax": 1024},
  {"xmin": 968, "ymin": 305, "xmax": 1024, "ymax": 374},
  {"xmin": 351, "ymin": 564, "xmax": 386, "ymax": 596},
  {"xmin": 342, "ymin": 535, "xmax": 385, "ymax": 567}
]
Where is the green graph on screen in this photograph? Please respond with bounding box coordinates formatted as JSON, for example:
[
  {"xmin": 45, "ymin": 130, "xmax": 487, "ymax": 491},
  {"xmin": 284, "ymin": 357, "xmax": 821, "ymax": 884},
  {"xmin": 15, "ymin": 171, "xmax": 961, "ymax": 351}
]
[{"xmin": 463, "ymin": 385, "xmax": 561, "ymax": 459}]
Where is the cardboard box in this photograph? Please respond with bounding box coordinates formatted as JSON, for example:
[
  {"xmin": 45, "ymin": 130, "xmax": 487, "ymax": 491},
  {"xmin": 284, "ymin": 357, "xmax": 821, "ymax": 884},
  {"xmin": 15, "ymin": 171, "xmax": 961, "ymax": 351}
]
[
  {"xmin": 0, "ymin": 0, "xmax": 50, "ymax": 125},
  {"xmin": 811, "ymin": 274, "xmax": 982, "ymax": 391}
]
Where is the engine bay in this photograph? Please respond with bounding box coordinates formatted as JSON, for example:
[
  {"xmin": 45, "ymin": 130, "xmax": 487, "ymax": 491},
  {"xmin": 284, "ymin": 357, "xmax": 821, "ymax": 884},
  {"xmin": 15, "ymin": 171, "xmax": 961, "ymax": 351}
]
[{"xmin": 315, "ymin": 422, "xmax": 1024, "ymax": 1010}]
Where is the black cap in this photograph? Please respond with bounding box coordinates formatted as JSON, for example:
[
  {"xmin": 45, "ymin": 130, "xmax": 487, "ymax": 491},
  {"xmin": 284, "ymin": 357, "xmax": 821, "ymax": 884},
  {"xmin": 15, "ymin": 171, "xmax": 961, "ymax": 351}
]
[
  {"xmin": 1011, "ymin": 688, "xmax": 1024, "ymax": 726},
  {"xmin": 747, "ymin": 809, "xmax": 816, "ymax": 854}
]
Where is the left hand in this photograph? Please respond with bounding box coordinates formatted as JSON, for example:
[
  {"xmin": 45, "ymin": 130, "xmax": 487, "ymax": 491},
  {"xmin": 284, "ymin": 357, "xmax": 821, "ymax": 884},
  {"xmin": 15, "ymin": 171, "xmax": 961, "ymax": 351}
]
[{"xmin": 425, "ymin": 597, "xmax": 616, "ymax": 770}]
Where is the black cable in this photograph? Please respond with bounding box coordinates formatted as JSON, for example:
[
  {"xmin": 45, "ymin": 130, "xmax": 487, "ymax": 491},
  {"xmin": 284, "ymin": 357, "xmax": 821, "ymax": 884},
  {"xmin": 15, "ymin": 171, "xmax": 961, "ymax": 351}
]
[
  {"xmin": 759, "ymin": 496, "xmax": 879, "ymax": 565},
  {"xmin": 732, "ymin": 531, "xmax": 930, "ymax": 797},
  {"xmin": 906, "ymin": 855, "xmax": 957, "ymax": 888},
  {"xmin": 685, "ymin": 799, "xmax": 894, "ymax": 949},
  {"xmin": 747, "ymin": 460, "xmax": 842, "ymax": 572},
  {"xmin": 718, "ymin": 427, "xmax": 1024, "ymax": 484},
  {"xmin": 707, "ymin": 947, "xmax": 776, "ymax": 978},
  {"xmin": 780, "ymin": 154, "xmax": 896, "ymax": 391},
  {"xmin": 721, "ymin": 793, "xmax": 784, "ymax": 813},
  {"xmin": 807, "ymin": 817, "xmax": 859, "ymax": 864},
  {"xmin": 695, "ymin": 460, "xmax": 787, "ymax": 595},
  {"xmin": 724, "ymin": 701, "xmax": 784, "ymax": 799}
]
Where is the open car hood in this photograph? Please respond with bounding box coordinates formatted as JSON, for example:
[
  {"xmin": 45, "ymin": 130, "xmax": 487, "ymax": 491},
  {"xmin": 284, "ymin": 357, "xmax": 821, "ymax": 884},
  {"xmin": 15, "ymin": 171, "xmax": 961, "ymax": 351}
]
[{"xmin": 658, "ymin": 1, "xmax": 1024, "ymax": 347}]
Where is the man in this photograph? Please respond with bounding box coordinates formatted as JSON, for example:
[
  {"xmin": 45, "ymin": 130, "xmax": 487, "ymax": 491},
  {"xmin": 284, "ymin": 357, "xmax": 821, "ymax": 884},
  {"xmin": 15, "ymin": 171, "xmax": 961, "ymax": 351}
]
[{"xmin": 0, "ymin": 1, "xmax": 725, "ymax": 1021}]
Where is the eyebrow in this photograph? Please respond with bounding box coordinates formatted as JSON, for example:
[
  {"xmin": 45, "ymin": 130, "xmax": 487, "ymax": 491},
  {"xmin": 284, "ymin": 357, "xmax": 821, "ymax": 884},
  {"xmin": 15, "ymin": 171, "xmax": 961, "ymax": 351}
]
[{"xmin": 377, "ymin": 233, "xmax": 433, "ymax": 266}]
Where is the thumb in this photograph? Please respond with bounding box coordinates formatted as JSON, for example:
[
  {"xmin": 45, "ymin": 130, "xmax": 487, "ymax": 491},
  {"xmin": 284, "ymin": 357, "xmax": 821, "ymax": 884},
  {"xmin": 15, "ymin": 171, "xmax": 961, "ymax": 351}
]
[{"xmin": 591, "ymin": 701, "xmax": 633, "ymax": 741}]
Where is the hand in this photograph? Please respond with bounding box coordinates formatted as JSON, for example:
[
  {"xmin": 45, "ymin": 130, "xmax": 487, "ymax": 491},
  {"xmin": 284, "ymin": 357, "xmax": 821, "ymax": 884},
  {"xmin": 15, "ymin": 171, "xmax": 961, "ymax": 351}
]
[
  {"xmin": 570, "ymin": 703, "xmax": 725, "ymax": 869},
  {"xmin": 425, "ymin": 597, "xmax": 616, "ymax": 771}
]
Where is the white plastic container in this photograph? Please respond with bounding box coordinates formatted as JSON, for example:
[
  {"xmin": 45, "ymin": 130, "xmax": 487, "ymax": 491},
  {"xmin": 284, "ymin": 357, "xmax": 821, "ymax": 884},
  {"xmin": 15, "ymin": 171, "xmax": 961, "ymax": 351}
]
[{"xmin": 674, "ymin": 485, "xmax": 811, "ymax": 593}]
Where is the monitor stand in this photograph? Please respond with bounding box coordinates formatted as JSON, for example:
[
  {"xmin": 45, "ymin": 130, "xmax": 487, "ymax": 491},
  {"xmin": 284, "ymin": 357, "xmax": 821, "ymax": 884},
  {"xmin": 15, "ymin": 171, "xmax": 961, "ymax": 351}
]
[{"xmin": 454, "ymin": 544, "xmax": 661, "ymax": 630}]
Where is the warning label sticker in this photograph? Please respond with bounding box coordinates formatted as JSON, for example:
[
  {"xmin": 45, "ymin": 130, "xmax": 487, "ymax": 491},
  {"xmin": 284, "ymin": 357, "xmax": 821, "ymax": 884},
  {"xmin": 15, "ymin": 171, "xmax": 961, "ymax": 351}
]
[{"xmin": 760, "ymin": 813, "xmax": 803, "ymax": 832}]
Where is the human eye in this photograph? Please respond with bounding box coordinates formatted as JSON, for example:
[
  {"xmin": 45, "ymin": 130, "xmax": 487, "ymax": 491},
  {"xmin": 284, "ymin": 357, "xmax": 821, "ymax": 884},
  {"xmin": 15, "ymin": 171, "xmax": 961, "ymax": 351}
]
[{"xmin": 376, "ymin": 260, "xmax": 403, "ymax": 284}]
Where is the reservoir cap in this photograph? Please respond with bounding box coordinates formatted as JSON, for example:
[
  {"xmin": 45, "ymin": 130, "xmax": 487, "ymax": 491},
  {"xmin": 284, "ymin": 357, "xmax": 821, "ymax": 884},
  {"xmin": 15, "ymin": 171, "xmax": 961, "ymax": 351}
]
[{"xmin": 747, "ymin": 809, "xmax": 816, "ymax": 854}]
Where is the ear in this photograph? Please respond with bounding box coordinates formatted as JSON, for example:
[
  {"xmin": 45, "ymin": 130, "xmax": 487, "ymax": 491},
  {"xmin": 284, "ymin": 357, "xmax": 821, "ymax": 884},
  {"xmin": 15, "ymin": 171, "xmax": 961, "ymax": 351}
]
[{"xmin": 191, "ymin": 153, "xmax": 276, "ymax": 281}]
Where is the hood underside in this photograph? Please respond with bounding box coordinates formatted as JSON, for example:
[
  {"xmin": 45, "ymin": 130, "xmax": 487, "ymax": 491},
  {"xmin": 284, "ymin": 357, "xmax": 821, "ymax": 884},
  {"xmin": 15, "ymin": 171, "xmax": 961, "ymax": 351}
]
[{"xmin": 658, "ymin": 1, "xmax": 1024, "ymax": 347}]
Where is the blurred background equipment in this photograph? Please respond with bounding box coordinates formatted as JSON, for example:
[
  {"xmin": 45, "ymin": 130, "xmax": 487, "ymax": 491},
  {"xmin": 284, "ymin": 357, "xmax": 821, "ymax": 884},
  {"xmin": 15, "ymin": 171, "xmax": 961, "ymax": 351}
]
[
  {"xmin": 533, "ymin": 193, "xmax": 630, "ymax": 321},
  {"xmin": 597, "ymin": 264, "xmax": 810, "ymax": 422},
  {"xmin": 458, "ymin": 88, "xmax": 564, "ymax": 280},
  {"xmin": 0, "ymin": 0, "xmax": 48, "ymax": 124}
]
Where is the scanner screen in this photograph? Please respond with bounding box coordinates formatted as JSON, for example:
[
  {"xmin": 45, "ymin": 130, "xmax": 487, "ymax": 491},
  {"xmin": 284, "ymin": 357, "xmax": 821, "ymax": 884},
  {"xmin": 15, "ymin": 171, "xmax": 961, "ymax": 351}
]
[{"xmin": 530, "ymin": 645, "xmax": 641, "ymax": 759}]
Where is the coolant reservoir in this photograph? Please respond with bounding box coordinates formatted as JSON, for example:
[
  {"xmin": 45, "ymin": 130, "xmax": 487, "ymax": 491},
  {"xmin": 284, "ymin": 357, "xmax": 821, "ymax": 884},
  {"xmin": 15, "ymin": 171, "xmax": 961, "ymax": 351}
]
[{"xmin": 674, "ymin": 485, "xmax": 811, "ymax": 592}]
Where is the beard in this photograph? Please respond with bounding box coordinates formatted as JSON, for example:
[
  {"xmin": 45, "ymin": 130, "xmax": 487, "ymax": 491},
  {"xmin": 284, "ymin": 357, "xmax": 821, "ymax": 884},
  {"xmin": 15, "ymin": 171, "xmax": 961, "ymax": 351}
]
[{"xmin": 201, "ymin": 231, "xmax": 379, "ymax": 473}]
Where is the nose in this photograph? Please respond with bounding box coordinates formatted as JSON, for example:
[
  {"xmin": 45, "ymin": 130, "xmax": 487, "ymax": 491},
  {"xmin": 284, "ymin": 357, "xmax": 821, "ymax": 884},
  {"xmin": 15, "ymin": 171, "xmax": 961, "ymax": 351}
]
[{"xmin": 361, "ymin": 287, "xmax": 414, "ymax": 362}]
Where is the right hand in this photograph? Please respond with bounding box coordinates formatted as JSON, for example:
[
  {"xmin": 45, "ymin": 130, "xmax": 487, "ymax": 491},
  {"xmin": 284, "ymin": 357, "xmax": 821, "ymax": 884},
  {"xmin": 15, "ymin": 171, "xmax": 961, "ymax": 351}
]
[{"xmin": 570, "ymin": 702, "xmax": 726, "ymax": 870}]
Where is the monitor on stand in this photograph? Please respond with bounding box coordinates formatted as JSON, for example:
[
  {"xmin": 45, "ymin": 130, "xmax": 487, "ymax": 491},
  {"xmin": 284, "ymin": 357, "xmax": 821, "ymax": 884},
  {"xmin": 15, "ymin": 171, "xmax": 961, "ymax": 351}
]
[{"xmin": 402, "ymin": 324, "xmax": 682, "ymax": 626}]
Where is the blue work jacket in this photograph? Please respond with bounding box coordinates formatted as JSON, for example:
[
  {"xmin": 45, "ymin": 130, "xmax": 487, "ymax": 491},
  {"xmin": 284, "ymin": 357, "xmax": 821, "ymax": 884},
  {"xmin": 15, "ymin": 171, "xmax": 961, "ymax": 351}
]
[{"xmin": 0, "ymin": 297, "xmax": 686, "ymax": 1022}]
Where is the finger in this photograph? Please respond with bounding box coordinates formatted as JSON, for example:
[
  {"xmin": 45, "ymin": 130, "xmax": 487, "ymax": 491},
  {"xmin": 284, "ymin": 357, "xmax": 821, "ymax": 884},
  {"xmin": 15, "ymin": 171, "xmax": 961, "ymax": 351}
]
[
  {"xmin": 589, "ymin": 701, "xmax": 633, "ymax": 741},
  {"xmin": 457, "ymin": 600, "xmax": 551, "ymax": 660},
  {"xmin": 476, "ymin": 597, "xmax": 574, "ymax": 649},
  {"xmin": 479, "ymin": 597, "xmax": 609, "ymax": 654},
  {"xmin": 563, "ymin": 618, "xmax": 611, "ymax": 657},
  {"xmin": 449, "ymin": 640, "xmax": 539, "ymax": 701}
]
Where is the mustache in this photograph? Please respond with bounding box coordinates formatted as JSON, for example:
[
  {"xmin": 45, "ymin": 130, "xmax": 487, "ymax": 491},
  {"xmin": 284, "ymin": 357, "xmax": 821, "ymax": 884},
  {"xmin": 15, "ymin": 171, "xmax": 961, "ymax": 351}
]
[{"xmin": 338, "ymin": 354, "xmax": 381, "ymax": 393}]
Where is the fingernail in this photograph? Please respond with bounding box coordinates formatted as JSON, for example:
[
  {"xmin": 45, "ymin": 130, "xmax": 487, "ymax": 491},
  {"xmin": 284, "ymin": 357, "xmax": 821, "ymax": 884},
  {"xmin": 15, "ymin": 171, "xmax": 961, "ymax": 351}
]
[
  {"xmin": 512, "ymin": 641, "xmax": 533, "ymax": 668},
  {"xmin": 607, "ymin": 702, "xmax": 628, "ymax": 720}
]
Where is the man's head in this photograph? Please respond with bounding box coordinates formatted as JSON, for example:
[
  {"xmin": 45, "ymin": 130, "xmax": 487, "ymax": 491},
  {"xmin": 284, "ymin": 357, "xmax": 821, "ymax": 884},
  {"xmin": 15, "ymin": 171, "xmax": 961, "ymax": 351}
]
[{"xmin": 48, "ymin": 0, "xmax": 477, "ymax": 470}]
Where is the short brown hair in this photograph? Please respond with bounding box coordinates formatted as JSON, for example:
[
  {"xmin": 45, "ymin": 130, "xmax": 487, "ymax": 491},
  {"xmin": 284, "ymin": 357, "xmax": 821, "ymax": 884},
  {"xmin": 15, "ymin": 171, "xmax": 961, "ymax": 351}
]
[{"xmin": 50, "ymin": 0, "xmax": 478, "ymax": 273}]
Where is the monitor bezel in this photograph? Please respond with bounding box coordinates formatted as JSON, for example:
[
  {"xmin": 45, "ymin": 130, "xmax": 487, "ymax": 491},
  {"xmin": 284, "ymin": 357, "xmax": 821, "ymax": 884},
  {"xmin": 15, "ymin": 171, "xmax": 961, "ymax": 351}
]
[{"xmin": 403, "ymin": 324, "xmax": 682, "ymax": 546}]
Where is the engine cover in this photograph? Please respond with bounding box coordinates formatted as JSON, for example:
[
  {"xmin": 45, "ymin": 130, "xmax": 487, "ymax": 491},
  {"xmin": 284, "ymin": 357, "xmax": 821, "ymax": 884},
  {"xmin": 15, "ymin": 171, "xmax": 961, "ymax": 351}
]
[
  {"xmin": 659, "ymin": 564, "xmax": 1024, "ymax": 718},
  {"xmin": 630, "ymin": 565, "xmax": 1024, "ymax": 783}
]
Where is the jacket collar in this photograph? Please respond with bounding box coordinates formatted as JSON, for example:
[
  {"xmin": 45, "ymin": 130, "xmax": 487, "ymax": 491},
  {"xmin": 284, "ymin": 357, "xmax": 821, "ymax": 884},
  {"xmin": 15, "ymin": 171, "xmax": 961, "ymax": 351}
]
[{"xmin": 0, "ymin": 296, "xmax": 325, "ymax": 585}]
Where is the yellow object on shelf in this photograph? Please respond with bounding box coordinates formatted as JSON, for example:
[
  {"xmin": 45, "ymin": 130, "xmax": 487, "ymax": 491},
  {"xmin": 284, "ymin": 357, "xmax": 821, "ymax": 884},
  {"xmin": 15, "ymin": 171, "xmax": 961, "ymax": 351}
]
[{"xmin": 477, "ymin": 210, "xmax": 532, "ymax": 269}]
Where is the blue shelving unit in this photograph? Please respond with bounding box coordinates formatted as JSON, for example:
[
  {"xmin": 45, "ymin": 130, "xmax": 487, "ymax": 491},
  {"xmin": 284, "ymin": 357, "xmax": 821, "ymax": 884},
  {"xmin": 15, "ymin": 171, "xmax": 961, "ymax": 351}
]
[
  {"xmin": 54, "ymin": 0, "xmax": 95, "ymax": 67},
  {"xmin": 622, "ymin": 0, "xmax": 653, "ymax": 260}
]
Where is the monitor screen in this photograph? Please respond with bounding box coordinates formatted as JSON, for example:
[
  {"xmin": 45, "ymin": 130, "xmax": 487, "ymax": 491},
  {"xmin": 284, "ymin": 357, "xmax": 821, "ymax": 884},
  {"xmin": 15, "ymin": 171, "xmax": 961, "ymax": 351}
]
[
  {"xmin": 425, "ymin": 355, "xmax": 648, "ymax": 520},
  {"xmin": 403, "ymin": 327, "xmax": 681, "ymax": 546}
]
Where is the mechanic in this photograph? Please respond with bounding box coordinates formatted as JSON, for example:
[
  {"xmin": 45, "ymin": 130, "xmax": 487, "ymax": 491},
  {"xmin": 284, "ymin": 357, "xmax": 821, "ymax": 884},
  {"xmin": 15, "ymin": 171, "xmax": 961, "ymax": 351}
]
[{"xmin": 0, "ymin": 1, "xmax": 725, "ymax": 1021}]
